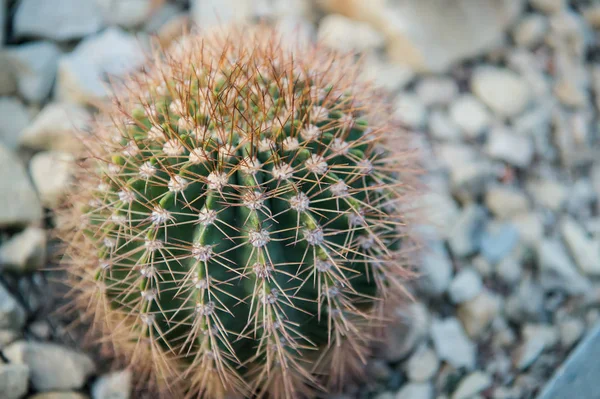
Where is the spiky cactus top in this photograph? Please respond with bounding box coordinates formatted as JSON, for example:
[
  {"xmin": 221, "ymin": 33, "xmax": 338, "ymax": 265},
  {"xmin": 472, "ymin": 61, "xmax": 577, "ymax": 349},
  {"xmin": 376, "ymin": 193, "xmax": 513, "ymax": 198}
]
[{"xmin": 59, "ymin": 27, "xmax": 419, "ymax": 399}]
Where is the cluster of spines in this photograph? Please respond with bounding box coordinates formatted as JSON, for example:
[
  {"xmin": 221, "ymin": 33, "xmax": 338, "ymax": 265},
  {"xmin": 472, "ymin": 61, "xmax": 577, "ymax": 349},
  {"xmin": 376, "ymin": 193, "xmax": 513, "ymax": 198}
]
[{"xmin": 57, "ymin": 27, "xmax": 419, "ymax": 399}]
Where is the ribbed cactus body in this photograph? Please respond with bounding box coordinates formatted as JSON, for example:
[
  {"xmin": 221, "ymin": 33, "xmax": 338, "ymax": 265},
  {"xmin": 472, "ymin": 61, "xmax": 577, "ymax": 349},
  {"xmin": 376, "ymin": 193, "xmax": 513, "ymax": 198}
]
[{"xmin": 60, "ymin": 28, "xmax": 418, "ymax": 399}]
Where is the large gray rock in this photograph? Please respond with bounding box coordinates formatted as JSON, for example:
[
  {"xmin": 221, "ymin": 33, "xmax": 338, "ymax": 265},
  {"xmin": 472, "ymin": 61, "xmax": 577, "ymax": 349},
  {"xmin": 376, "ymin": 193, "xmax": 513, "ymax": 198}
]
[
  {"xmin": 538, "ymin": 322, "xmax": 600, "ymax": 398},
  {"xmin": 0, "ymin": 227, "xmax": 47, "ymax": 272},
  {"xmin": 191, "ymin": 0, "xmax": 254, "ymax": 28},
  {"xmin": 96, "ymin": 0, "xmax": 157, "ymax": 28},
  {"xmin": 20, "ymin": 103, "xmax": 91, "ymax": 153},
  {"xmin": 0, "ymin": 284, "xmax": 26, "ymax": 332},
  {"xmin": 14, "ymin": 0, "xmax": 104, "ymax": 41},
  {"xmin": 92, "ymin": 369, "xmax": 131, "ymax": 399},
  {"xmin": 7, "ymin": 42, "xmax": 61, "ymax": 103},
  {"xmin": 0, "ymin": 363, "xmax": 30, "ymax": 399},
  {"xmin": 471, "ymin": 66, "xmax": 531, "ymax": 117},
  {"xmin": 0, "ymin": 144, "xmax": 43, "ymax": 227},
  {"xmin": 0, "ymin": 97, "xmax": 30, "ymax": 150},
  {"xmin": 55, "ymin": 28, "xmax": 145, "ymax": 104},
  {"xmin": 3, "ymin": 341, "xmax": 96, "ymax": 392}
]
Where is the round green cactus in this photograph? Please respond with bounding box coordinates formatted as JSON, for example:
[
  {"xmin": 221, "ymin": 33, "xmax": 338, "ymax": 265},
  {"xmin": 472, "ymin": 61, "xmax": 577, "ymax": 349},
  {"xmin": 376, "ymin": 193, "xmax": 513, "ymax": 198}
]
[{"xmin": 58, "ymin": 27, "xmax": 419, "ymax": 398}]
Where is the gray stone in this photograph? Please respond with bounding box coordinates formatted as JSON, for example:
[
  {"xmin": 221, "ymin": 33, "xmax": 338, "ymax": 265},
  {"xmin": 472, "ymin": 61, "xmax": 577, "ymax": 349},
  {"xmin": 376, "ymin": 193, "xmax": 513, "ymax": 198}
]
[
  {"xmin": 511, "ymin": 212, "xmax": 544, "ymax": 249},
  {"xmin": 495, "ymin": 255, "xmax": 523, "ymax": 284},
  {"xmin": 448, "ymin": 205, "xmax": 487, "ymax": 258},
  {"xmin": 514, "ymin": 324, "xmax": 558, "ymax": 370},
  {"xmin": 419, "ymin": 239, "xmax": 453, "ymax": 296},
  {"xmin": 449, "ymin": 95, "xmax": 492, "ymax": 138},
  {"xmin": 6, "ymin": 42, "xmax": 60, "ymax": 103},
  {"xmin": 318, "ymin": 14, "xmax": 384, "ymax": 53},
  {"xmin": 428, "ymin": 109, "xmax": 462, "ymax": 141},
  {"xmin": 560, "ymin": 217, "xmax": 600, "ymax": 276},
  {"xmin": 360, "ymin": 55, "xmax": 415, "ymax": 92},
  {"xmin": 538, "ymin": 240, "xmax": 591, "ymax": 295},
  {"xmin": 395, "ymin": 382, "xmax": 433, "ymax": 399},
  {"xmin": 449, "ymin": 268, "xmax": 483, "ymax": 304},
  {"xmin": 471, "ymin": 66, "xmax": 531, "ymax": 117},
  {"xmin": 538, "ymin": 322, "xmax": 600, "ymax": 399},
  {"xmin": 96, "ymin": 0, "xmax": 157, "ymax": 28},
  {"xmin": 56, "ymin": 28, "xmax": 145, "ymax": 104},
  {"xmin": 92, "ymin": 369, "xmax": 131, "ymax": 399},
  {"xmin": 0, "ymin": 284, "xmax": 26, "ymax": 332},
  {"xmin": 0, "ymin": 52, "xmax": 18, "ymax": 96},
  {"xmin": 485, "ymin": 186, "xmax": 530, "ymax": 219},
  {"xmin": 512, "ymin": 14, "xmax": 548, "ymax": 47},
  {"xmin": 505, "ymin": 277, "xmax": 545, "ymax": 323},
  {"xmin": 452, "ymin": 372, "xmax": 492, "ymax": 399},
  {"xmin": 20, "ymin": 103, "xmax": 91, "ymax": 153},
  {"xmin": 0, "ymin": 97, "xmax": 30, "ymax": 150},
  {"xmin": 3, "ymin": 341, "xmax": 96, "ymax": 392},
  {"xmin": 191, "ymin": 0, "xmax": 253, "ymax": 27},
  {"xmin": 558, "ymin": 317, "xmax": 585, "ymax": 349},
  {"xmin": 527, "ymin": 179, "xmax": 568, "ymax": 211},
  {"xmin": 0, "ymin": 227, "xmax": 47, "ymax": 272},
  {"xmin": 29, "ymin": 393, "xmax": 89, "ymax": 399},
  {"xmin": 0, "ymin": 363, "xmax": 29, "ymax": 399},
  {"xmin": 14, "ymin": 0, "xmax": 104, "ymax": 41},
  {"xmin": 430, "ymin": 318, "xmax": 476, "ymax": 369},
  {"xmin": 0, "ymin": 144, "xmax": 43, "ymax": 227},
  {"xmin": 457, "ymin": 290, "xmax": 501, "ymax": 338},
  {"xmin": 30, "ymin": 151, "xmax": 74, "ymax": 208},
  {"xmin": 395, "ymin": 94, "xmax": 427, "ymax": 129},
  {"xmin": 480, "ymin": 222, "xmax": 519, "ymax": 264},
  {"xmin": 530, "ymin": 0, "xmax": 565, "ymax": 14},
  {"xmin": 381, "ymin": 303, "xmax": 430, "ymax": 362},
  {"xmin": 415, "ymin": 77, "xmax": 458, "ymax": 106},
  {"xmin": 405, "ymin": 345, "xmax": 439, "ymax": 382},
  {"xmin": 485, "ymin": 126, "xmax": 534, "ymax": 168},
  {"xmin": 0, "ymin": 330, "xmax": 19, "ymax": 350}
]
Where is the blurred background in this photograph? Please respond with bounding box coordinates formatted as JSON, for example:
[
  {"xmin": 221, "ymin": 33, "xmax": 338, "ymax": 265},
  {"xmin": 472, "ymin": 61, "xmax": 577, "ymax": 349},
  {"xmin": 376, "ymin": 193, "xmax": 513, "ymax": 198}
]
[{"xmin": 0, "ymin": 0, "xmax": 599, "ymax": 398}]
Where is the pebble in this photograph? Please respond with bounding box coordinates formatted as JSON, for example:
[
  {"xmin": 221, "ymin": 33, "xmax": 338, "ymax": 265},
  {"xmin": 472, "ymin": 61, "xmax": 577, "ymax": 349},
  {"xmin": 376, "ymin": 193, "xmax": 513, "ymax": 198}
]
[
  {"xmin": 191, "ymin": 0, "xmax": 253, "ymax": 27},
  {"xmin": 451, "ymin": 372, "xmax": 492, "ymax": 399},
  {"xmin": 471, "ymin": 66, "xmax": 531, "ymax": 117},
  {"xmin": 91, "ymin": 369, "xmax": 131, "ymax": 399},
  {"xmin": 560, "ymin": 217, "xmax": 600, "ymax": 276},
  {"xmin": 419, "ymin": 239, "xmax": 453, "ymax": 296},
  {"xmin": 430, "ymin": 318, "xmax": 476, "ymax": 370},
  {"xmin": 0, "ymin": 283, "xmax": 26, "ymax": 332},
  {"xmin": 448, "ymin": 205, "xmax": 487, "ymax": 258},
  {"xmin": 0, "ymin": 144, "xmax": 43, "ymax": 227},
  {"xmin": 511, "ymin": 212, "xmax": 544, "ymax": 249},
  {"xmin": 405, "ymin": 345, "xmax": 440, "ymax": 382},
  {"xmin": 96, "ymin": 0, "xmax": 157, "ymax": 28},
  {"xmin": 457, "ymin": 290, "xmax": 501, "ymax": 338},
  {"xmin": 0, "ymin": 52, "xmax": 18, "ymax": 95},
  {"xmin": 537, "ymin": 239, "xmax": 591, "ymax": 295},
  {"xmin": 505, "ymin": 277, "xmax": 545, "ymax": 324},
  {"xmin": 449, "ymin": 268, "xmax": 483, "ymax": 304},
  {"xmin": 0, "ymin": 227, "xmax": 47, "ymax": 272},
  {"xmin": 526, "ymin": 179, "xmax": 568, "ymax": 211},
  {"xmin": 485, "ymin": 126, "xmax": 534, "ymax": 168},
  {"xmin": 0, "ymin": 330, "xmax": 19, "ymax": 350},
  {"xmin": 420, "ymin": 189, "xmax": 460, "ymax": 239},
  {"xmin": 485, "ymin": 185, "xmax": 530, "ymax": 219},
  {"xmin": 583, "ymin": 5, "xmax": 600, "ymax": 29},
  {"xmin": 395, "ymin": 94, "xmax": 427, "ymax": 129},
  {"xmin": 428, "ymin": 109, "xmax": 462, "ymax": 141},
  {"xmin": 56, "ymin": 28, "xmax": 145, "ymax": 104},
  {"xmin": 449, "ymin": 95, "xmax": 492, "ymax": 138},
  {"xmin": 30, "ymin": 151, "xmax": 74, "ymax": 208},
  {"xmin": 0, "ymin": 97, "xmax": 30, "ymax": 150},
  {"xmin": 558, "ymin": 317, "xmax": 585, "ymax": 348},
  {"xmin": 14, "ymin": 0, "xmax": 104, "ymax": 41},
  {"xmin": 28, "ymin": 393, "xmax": 89, "ymax": 399},
  {"xmin": 7, "ymin": 41, "xmax": 60, "ymax": 103},
  {"xmin": 530, "ymin": 0, "xmax": 565, "ymax": 14},
  {"xmin": 318, "ymin": 14, "xmax": 384, "ymax": 53},
  {"xmin": 20, "ymin": 103, "xmax": 91, "ymax": 152},
  {"xmin": 480, "ymin": 222, "xmax": 519, "ymax": 264},
  {"xmin": 415, "ymin": 77, "xmax": 458, "ymax": 106},
  {"xmin": 3, "ymin": 341, "xmax": 96, "ymax": 391},
  {"xmin": 395, "ymin": 382, "xmax": 433, "ymax": 399},
  {"xmin": 512, "ymin": 14, "xmax": 549, "ymax": 47},
  {"xmin": 0, "ymin": 363, "xmax": 30, "ymax": 399},
  {"xmin": 450, "ymin": 161, "xmax": 496, "ymax": 200},
  {"xmin": 495, "ymin": 255, "xmax": 523, "ymax": 284},
  {"xmin": 360, "ymin": 56, "xmax": 415, "ymax": 92},
  {"xmin": 381, "ymin": 303, "xmax": 430, "ymax": 362}
]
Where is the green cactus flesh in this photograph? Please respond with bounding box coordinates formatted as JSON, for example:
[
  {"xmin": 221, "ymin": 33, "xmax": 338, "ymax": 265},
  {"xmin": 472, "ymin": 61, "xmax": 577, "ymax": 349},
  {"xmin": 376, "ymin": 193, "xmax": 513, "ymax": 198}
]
[{"xmin": 65, "ymin": 29, "xmax": 415, "ymax": 398}]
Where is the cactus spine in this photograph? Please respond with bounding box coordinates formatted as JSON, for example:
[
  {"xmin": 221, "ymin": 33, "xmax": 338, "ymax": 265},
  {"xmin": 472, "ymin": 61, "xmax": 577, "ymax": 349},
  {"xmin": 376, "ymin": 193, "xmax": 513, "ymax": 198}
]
[{"xmin": 57, "ymin": 27, "xmax": 419, "ymax": 399}]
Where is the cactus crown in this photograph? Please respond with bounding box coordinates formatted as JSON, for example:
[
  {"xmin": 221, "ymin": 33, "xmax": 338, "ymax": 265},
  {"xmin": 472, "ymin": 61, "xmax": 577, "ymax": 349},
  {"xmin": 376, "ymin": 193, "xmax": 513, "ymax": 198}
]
[{"xmin": 58, "ymin": 27, "xmax": 419, "ymax": 399}]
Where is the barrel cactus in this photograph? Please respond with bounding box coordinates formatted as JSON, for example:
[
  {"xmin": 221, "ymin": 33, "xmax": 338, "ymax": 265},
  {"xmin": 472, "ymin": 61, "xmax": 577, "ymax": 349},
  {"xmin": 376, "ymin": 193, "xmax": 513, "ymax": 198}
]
[{"xmin": 57, "ymin": 27, "xmax": 419, "ymax": 398}]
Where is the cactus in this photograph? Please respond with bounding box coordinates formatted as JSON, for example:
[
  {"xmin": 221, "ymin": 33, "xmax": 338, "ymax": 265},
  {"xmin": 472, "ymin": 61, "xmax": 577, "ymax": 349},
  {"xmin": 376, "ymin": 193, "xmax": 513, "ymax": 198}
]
[{"xmin": 57, "ymin": 27, "xmax": 419, "ymax": 399}]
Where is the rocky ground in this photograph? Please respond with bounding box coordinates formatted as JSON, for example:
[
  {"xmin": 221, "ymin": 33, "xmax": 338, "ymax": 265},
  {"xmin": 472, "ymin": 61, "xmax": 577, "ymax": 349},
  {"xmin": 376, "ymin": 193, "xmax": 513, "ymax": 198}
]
[{"xmin": 0, "ymin": 0, "xmax": 599, "ymax": 399}]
